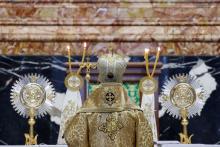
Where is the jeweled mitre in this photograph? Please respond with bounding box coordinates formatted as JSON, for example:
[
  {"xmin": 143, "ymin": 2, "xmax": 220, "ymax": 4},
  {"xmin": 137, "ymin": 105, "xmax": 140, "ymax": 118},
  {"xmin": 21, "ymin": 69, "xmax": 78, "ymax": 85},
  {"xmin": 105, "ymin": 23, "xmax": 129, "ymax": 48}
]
[{"xmin": 97, "ymin": 54, "xmax": 129, "ymax": 83}]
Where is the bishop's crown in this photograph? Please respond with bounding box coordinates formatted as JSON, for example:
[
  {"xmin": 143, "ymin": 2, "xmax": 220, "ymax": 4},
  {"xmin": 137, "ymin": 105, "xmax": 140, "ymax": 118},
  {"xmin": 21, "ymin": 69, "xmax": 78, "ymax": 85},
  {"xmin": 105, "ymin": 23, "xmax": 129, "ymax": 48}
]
[{"xmin": 97, "ymin": 53, "xmax": 129, "ymax": 83}]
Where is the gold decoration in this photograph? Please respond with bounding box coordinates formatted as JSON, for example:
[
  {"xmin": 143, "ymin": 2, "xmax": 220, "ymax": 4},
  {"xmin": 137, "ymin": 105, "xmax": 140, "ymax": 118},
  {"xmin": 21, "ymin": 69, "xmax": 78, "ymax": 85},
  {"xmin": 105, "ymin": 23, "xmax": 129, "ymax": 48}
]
[
  {"xmin": 159, "ymin": 74, "xmax": 207, "ymax": 144},
  {"xmin": 83, "ymin": 57, "xmax": 97, "ymax": 82},
  {"xmin": 20, "ymin": 83, "xmax": 46, "ymax": 108},
  {"xmin": 24, "ymin": 108, "xmax": 38, "ymax": 145},
  {"xmin": 170, "ymin": 83, "xmax": 195, "ymax": 144},
  {"xmin": 64, "ymin": 73, "xmax": 83, "ymax": 91},
  {"xmin": 65, "ymin": 45, "xmax": 84, "ymax": 91},
  {"xmin": 10, "ymin": 73, "xmax": 55, "ymax": 145},
  {"xmin": 139, "ymin": 77, "xmax": 157, "ymax": 94},
  {"xmin": 140, "ymin": 47, "xmax": 161, "ymax": 94},
  {"xmin": 98, "ymin": 114, "xmax": 124, "ymax": 140},
  {"xmin": 76, "ymin": 43, "xmax": 97, "ymax": 82},
  {"xmin": 102, "ymin": 86, "xmax": 120, "ymax": 106},
  {"xmin": 170, "ymin": 83, "xmax": 196, "ymax": 109},
  {"xmin": 179, "ymin": 109, "xmax": 193, "ymax": 144}
]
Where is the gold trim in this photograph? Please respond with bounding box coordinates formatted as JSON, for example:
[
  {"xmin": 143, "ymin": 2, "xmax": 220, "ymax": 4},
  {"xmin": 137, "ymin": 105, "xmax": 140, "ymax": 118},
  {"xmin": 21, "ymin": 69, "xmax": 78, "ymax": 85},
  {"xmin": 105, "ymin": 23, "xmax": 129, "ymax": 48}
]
[
  {"xmin": 139, "ymin": 76, "xmax": 157, "ymax": 94},
  {"xmin": 79, "ymin": 106, "xmax": 141, "ymax": 113},
  {"xmin": 20, "ymin": 83, "xmax": 46, "ymax": 109},
  {"xmin": 170, "ymin": 83, "xmax": 196, "ymax": 109},
  {"xmin": 64, "ymin": 72, "xmax": 83, "ymax": 91},
  {"xmin": 25, "ymin": 108, "xmax": 38, "ymax": 145},
  {"xmin": 98, "ymin": 114, "xmax": 124, "ymax": 141}
]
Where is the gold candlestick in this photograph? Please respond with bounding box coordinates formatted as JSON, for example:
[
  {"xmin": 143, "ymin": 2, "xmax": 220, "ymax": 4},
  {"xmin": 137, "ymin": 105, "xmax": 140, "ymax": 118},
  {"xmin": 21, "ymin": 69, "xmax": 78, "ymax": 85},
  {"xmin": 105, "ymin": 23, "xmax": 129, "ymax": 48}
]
[
  {"xmin": 144, "ymin": 47, "xmax": 161, "ymax": 78},
  {"xmin": 179, "ymin": 108, "xmax": 193, "ymax": 144},
  {"xmin": 76, "ymin": 43, "xmax": 96, "ymax": 82},
  {"xmin": 144, "ymin": 48, "xmax": 151, "ymax": 77},
  {"xmin": 159, "ymin": 74, "xmax": 207, "ymax": 144},
  {"xmin": 25, "ymin": 108, "xmax": 38, "ymax": 145},
  {"xmin": 77, "ymin": 42, "xmax": 88, "ymax": 75},
  {"xmin": 67, "ymin": 45, "xmax": 72, "ymax": 72},
  {"xmin": 140, "ymin": 47, "xmax": 161, "ymax": 94},
  {"xmin": 151, "ymin": 47, "xmax": 161, "ymax": 77},
  {"xmin": 65, "ymin": 45, "xmax": 83, "ymax": 91},
  {"xmin": 10, "ymin": 74, "xmax": 55, "ymax": 145},
  {"xmin": 82, "ymin": 57, "xmax": 97, "ymax": 82}
]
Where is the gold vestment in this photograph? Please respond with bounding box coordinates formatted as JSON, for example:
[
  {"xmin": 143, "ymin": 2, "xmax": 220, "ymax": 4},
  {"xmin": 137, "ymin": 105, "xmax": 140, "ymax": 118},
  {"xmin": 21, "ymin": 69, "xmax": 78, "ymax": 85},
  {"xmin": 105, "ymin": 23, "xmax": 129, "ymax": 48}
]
[{"xmin": 64, "ymin": 83, "xmax": 153, "ymax": 147}]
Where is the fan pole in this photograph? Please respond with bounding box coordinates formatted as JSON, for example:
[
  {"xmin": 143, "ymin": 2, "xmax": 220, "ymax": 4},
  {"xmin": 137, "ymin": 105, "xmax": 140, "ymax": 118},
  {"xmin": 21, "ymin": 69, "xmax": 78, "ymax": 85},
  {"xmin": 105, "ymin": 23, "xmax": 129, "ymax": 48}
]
[
  {"xmin": 179, "ymin": 108, "xmax": 193, "ymax": 144},
  {"xmin": 25, "ymin": 108, "xmax": 38, "ymax": 145}
]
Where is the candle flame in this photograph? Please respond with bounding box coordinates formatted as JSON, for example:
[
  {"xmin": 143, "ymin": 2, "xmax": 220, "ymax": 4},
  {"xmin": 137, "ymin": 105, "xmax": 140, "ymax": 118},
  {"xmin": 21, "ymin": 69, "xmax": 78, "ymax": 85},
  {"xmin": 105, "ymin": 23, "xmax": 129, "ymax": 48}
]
[
  {"xmin": 145, "ymin": 48, "xmax": 150, "ymax": 53},
  {"xmin": 83, "ymin": 42, "xmax": 87, "ymax": 48},
  {"xmin": 157, "ymin": 47, "xmax": 161, "ymax": 52},
  {"xmin": 67, "ymin": 45, "xmax": 70, "ymax": 50}
]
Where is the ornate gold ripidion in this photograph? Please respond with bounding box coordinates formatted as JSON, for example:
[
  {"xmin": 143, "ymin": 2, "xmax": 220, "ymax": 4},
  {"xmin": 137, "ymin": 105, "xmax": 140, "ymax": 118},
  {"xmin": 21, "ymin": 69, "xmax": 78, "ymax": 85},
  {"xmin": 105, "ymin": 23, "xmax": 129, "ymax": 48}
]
[
  {"xmin": 10, "ymin": 73, "xmax": 55, "ymax": 145},
  {"xmin": 159, "ymin": 74, "xmax": 207, "ymax": 144}
]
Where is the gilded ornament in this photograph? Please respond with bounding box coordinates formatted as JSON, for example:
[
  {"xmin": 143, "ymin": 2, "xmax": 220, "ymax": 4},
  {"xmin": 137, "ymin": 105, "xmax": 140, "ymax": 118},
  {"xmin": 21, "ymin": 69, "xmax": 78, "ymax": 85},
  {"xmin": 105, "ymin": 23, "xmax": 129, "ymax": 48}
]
[
  {"xmin": 102, "ymin": 87, "xmax": 119, "ymax": 106},
  {"xmin": 64, "ymin": 72, "xmax": 83, "ymax": 91},
  {"xmin": 159, "ymin": 74, "xmax": 207, "ymax": 144},
  {"xmin": 10, "ymin": 73, "xmax": 55, "ymax": 145},
  {"xmin": 139, "ymin": 77, "xmax": 157, "ymax": 94},
  {"xmin": 98, "ymin": 114, "xmax": 124, "ymax": 140},
  {"xmin": 20, "ymin": 83, "xmax": 46, "ymax": 109},
  {"xmin": 170, "ymin": 83, "xmax": 196, "ymax": 109},
  {"xmin": 159, "ymin": 74, "xmax": 206, "ymax": 119}
]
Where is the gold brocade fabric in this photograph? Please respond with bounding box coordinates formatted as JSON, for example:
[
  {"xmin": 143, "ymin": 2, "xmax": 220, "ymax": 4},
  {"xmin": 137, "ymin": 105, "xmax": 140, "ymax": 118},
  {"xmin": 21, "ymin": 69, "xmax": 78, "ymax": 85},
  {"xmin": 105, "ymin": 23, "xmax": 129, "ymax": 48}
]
[{"xmin": 64, "ymin": 83, "xmax": 153, "ymax": 147}]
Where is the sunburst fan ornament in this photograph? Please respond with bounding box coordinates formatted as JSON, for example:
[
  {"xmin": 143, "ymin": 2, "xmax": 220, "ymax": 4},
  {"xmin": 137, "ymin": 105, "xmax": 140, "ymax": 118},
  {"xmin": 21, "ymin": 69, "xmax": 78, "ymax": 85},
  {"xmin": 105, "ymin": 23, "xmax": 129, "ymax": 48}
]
[
  {"xmin": 159, "ymin": 74, "xmax": 207, "ymax": 119},
  {"xmin": 159, "ymin": 74, "xmax": 207, "ymax": 144},
  {"xmin": 10, "ymin": 73, "xmax": 55, "ymax": 118},
  {"xmin": 10, "ymin": 73, "xmax": 56, "ymax": 145}
]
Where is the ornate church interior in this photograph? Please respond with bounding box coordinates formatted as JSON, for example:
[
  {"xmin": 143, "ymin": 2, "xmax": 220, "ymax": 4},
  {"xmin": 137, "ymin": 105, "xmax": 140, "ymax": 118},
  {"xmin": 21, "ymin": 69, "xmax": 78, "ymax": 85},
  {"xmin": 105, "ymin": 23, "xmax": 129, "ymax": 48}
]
[{"xmin": 0, "ymin": 0, "xmax": 219, "ymax": 147}]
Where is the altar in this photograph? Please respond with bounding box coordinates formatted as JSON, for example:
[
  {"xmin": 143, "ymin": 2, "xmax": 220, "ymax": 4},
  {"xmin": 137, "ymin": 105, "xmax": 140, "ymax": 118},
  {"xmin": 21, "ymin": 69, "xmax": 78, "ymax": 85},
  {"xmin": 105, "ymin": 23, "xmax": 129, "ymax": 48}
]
[{"xmin": 0, "ymin": 0, "xmax": 220, "ymax": 146}]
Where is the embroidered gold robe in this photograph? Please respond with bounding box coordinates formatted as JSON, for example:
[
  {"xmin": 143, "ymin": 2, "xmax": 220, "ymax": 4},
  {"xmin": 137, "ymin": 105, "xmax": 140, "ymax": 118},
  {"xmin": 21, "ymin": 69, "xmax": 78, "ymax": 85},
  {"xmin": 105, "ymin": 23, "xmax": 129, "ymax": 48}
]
[{"xmin": 64, "ymin": 83, "xmax": 153, "ymax": 147}]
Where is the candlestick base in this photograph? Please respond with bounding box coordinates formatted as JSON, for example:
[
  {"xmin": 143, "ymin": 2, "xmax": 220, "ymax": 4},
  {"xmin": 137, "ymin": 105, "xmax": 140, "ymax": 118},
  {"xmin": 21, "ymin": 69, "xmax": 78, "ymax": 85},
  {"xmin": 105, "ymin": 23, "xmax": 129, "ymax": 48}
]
[
  {"xmin": 179, "ymin": 109, "xmax": 193, "ymax": 144},
  {"xmin": 25, "ymin": 133, "xmax": 38, "ymax": 145},
  {"xmin": 24, "ymin": 108, "xmax": 38, "ymax": 145},
  {"xmin": 179, "ymin": 133, "xmax": 193, "ymax": 144}
]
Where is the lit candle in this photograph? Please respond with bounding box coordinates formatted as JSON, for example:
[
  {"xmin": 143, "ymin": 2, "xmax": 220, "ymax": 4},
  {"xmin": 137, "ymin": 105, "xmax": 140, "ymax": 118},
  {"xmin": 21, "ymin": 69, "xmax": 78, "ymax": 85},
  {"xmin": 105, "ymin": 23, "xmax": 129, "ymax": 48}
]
[
  {"xmin": 67, "ymin": 45, "xmax": 70, "ymax": 55},
  {"xmin": 156, "ymin": 47, "xmax": 161, "ymax": 58},
  {"xmin": 144, "ymin": 48, "xmax": 151, "ymax": 77},
  {"xmin": 144, "ymin": 48, "xmax": 150, "ymax": 59},
  {"xmin": 67, "ymin": 45, "xmax": 71, "ymax": 72},
  {"xmin": 83, "ymin": 42, "xmax": 87, "ymax": 48},
  {"xmin": 157, "ymin": 47, "xmax": 161, "ymax": 52},
  {"xmin": 151, "ymin": 46, "xmax": 161, "ymax": 77},
  {"xmin": 81, "ymin": 42, "xmax": 87, "ymax": 64}
]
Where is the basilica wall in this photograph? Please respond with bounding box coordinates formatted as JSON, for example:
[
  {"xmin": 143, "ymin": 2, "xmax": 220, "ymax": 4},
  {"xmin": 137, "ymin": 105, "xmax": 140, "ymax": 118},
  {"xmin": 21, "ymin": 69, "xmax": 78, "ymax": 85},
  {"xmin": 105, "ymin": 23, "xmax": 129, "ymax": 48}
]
[
  {"xmin": 0, "ymin": 0, "xmax": 220, "ymax": 145},
  {"xmin": 0, "ymin": 0, "xmax": 220, "ymax": 55}
]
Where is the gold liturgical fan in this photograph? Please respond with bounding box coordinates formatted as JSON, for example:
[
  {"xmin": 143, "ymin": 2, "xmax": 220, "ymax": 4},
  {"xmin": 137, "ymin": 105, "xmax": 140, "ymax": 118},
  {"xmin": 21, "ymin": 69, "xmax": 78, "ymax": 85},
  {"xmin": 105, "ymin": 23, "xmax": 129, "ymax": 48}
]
[
  {"xmin": 159, "ymin": 74, "xmax": 207, "ymax": 144},
  {"xmin": 10, "ymin": 74, "xmax": 55, "ymax": 145}
]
